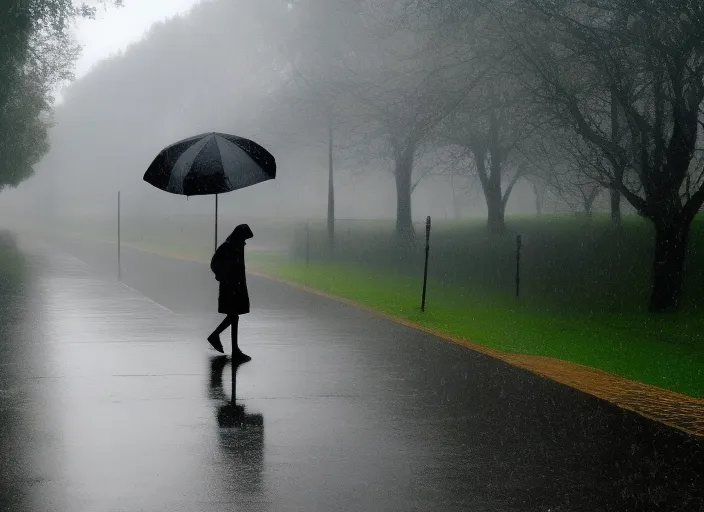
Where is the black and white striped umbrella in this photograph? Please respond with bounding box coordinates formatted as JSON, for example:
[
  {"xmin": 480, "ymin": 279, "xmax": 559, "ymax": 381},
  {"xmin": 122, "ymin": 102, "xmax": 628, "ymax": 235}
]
[{"xmin": 143, "ymin": 132, "xmax": 276, "ymax": 196}]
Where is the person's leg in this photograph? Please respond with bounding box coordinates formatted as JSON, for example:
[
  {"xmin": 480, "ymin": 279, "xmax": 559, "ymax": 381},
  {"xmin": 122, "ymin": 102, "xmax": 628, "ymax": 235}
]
[
  {"xmin": 230, "ymin": 315, "xmax": 239, "ymax": 351},
  {"xmin": 208, "ymin": 315, "xmax": 233, "ymax": 353},
  {"xmin": 213, "ymin": 315, "xmax": 232, "ymax": 337},
  {"xmin": 231, "ymin": 316, "xmax": 251, "ymax": 362}
]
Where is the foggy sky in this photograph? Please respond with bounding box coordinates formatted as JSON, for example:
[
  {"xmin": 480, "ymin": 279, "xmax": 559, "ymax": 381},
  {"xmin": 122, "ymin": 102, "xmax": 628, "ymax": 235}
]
[
  {"xmin": 0, "ymin": 0, "xmax": 586, "ymax": 226},
  {"xmin": 71, "ymin": 0, "xmax": 203, "ymax": 80}
]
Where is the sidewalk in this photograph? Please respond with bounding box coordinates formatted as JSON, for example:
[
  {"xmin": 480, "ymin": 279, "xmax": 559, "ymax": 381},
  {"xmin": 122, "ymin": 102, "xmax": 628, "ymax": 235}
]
[{"xmin": 1, "ymin": 240, "xmax": 702, "ymax": 512}]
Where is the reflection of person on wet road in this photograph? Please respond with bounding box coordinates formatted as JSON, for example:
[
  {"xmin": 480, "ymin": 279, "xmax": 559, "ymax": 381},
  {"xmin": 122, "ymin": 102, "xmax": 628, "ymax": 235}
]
[
  {"xmin": 208, "ymin": 224, "xmax": 253, "ymax": 362},
  {"xmin": 208, "ymin": 356, "xmax": 265, "ymax": 498}
]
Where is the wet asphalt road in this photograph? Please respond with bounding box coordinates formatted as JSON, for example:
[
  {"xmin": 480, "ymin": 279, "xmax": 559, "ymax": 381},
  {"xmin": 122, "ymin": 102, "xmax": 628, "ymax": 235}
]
[{"xmin": 0, "ymin": 233, "xmax": 702, "ymax": 511}]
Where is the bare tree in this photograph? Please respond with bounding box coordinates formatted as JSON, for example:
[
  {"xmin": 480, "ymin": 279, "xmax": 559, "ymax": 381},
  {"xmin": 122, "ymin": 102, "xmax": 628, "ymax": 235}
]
[
  {"xmin": 341, "ymin": 8, "xmax": 480, "ymax": 239},
  {"xmin": 498, "ymin": 0, "xmax": 704, "ymax": 312},
  {"xmin": 550, "ymin": 166, "xmax": 603, "ymax": 217},
  {"xmin": 438, "ymin": 81, "xmax": 531, "ymax": 232},
  {"xmin": 525, "ymin": 175, "xmax": 548, "ymax": 215},
  {"xmin": 265, "ymin": 0, "xmax": 373, "ymax": 244},
  {"xmin": 524, "ymin": 131, "xmax": 610, "ymax": 217},
  {"xmin": 400, "ymin": 0, "xmax": 532, "ymax": 232}
]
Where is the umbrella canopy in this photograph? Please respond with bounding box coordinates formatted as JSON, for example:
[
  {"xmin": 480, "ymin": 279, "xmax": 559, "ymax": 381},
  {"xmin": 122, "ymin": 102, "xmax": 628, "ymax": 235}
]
[{"xmin": 143, "ymin": 132, "xmax": 276, "ymax": 196}]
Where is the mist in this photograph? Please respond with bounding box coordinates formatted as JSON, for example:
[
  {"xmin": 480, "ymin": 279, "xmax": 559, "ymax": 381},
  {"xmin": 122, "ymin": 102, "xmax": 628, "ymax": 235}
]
[
  {"xmin": 1, "ymin": 2, "xmax": 703, "ymax": 510},
  {"xmin": 0, "ymin": 0, "xmax": 556, "ymax": 230}
]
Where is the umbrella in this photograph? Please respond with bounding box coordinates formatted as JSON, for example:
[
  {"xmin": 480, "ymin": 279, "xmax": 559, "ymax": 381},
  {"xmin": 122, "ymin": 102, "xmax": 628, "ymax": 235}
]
[
  {"xmin": 142, "ymin": 132, "xmax": 276, "ymax": 249},
  {"xmin": 143, "ymin": 132, "xmax": 276, "ymax": 196}
]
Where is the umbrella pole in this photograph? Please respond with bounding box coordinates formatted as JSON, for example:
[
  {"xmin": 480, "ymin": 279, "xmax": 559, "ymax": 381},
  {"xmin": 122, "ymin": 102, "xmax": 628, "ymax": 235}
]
[
  {"xmin": 214, "ymin": 194, "xmax": 218, "ymax": 252},
  {"xmin": 117, "ymin": 191, "xmax": 121, "ymax": 281}
]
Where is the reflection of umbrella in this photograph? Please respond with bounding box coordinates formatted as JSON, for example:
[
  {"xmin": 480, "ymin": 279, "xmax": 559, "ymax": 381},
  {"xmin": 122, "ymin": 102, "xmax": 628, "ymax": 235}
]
[{"xmin": 143, "ymin": 132, "xmax": 276, "ymax": 248}]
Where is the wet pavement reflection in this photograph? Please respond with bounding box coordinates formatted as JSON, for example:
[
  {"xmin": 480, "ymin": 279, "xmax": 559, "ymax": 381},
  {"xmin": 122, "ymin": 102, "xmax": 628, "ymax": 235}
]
[
  {"xmin": 0, "ymin": 234, "xmax": 702, "ymax": 511},
  {"xmin": 208, "ymin": 356, "xmax": 265, "ymax": 501}
]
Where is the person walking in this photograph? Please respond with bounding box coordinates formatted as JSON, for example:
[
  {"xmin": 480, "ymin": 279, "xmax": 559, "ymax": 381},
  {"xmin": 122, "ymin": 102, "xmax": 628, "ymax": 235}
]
[{"xmin": 208, "ymin": 224, "xmax": 253, "ymax": 362}]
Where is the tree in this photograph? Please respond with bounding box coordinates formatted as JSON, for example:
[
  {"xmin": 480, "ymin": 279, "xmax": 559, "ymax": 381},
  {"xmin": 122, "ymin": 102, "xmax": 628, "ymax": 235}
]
[
  {"xmin": 500, "ymin": 0, "xmax": 704, "ymax": 312},
  {"xmin": 525, "ymin": 131, "xmax": 610, "ymax": 217},
  {"xmin": 0, "ymin": 74, "xmax": 50, "ymax": 192},
  {"xmin": 438, "ymin": 79, "xmax": 531, "ymax": 232},
  {"xmin": 350, "ymin": 2, "xmax": 489, "ymax": 239},
  {"xmin": 260, "ymin": 77, "xmax": 357, "ymax": 244},
  {"xmin": 549, "ymin": 164, "xmax": 603, "ymax": 217},
  {"xmin": 524, "ymin": 174, "xmax": 548, "ymax": 215},
  {"xmin": 358, "ymin": 71, "xmax": 467, "ymax": 239},
  {"xmin": 273, "ymin": 0, "xmax": 487, "ymax": 239},
  {"xmin": 0, "ymin": 0, "xmax": 120, "ymax": 192},
  {"xmin": 265, "ymin": 0, "xmax": 370, "ymax": 245},
  {"xmin": 400, "ymin": 0, "xmax": 536, "ymax": 232}
]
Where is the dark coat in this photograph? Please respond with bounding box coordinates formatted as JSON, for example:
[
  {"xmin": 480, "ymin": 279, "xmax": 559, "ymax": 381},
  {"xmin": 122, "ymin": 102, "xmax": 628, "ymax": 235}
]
[{"xmin": 211, "ymin": 240, "xmax": 250, "ymax": 315}]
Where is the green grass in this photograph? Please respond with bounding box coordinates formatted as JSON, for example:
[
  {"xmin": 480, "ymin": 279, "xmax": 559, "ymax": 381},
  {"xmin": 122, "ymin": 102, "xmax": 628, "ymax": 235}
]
[
  {"xmin": 251, "ymin": 254, "xmax": 704, "ymax": 398},
  {"xmin": 294, "ymin": 215, "xmax": 704, "ymax": 313}
]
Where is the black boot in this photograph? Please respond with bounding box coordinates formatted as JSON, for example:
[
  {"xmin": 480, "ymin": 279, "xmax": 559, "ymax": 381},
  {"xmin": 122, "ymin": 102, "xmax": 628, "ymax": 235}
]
[
  {"xmin": 232, "ymin": 349, "xmax": 251, "ymax": 363},
  {"xmin": 207, "ymin": 333, "xmax": 224, "ymax": 353}
]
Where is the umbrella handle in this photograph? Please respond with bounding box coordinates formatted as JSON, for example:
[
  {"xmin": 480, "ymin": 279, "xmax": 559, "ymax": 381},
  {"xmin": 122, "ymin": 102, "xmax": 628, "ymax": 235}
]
[{"xmin": 215, "ymin": 194, "xmax": 219, "ymax": 252}]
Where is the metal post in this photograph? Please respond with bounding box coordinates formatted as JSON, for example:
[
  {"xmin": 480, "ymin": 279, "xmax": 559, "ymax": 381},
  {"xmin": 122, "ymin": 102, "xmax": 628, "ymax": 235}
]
[
  {"xmin": 421, "ymin": 216, "xmax": 431, "ymax": 312},
  {"xmin": 117, "ymin": 191, "xmax": 121, "ymax": 281},
  {"xmin": 214, "ymin": 194, "xmax": 219, "ymax": 252},
  {"xmin": 305, "ymin": 221, "xmax": 310, "ymax": 267},
  {"xmin": 516, "ymin": 234, "xmax": 522, "ymax": 299},
  {"xmin": 327, "ymin": 119, "xmax": 335, "ymax": 246}
]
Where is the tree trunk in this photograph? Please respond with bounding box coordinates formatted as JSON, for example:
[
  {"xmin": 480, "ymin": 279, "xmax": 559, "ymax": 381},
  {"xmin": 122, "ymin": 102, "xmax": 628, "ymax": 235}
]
[
  {"xmin": 609, "ymin": 88, "xmax": 622, "ymax": 229},
  {"xmin": 453, "ymin": 194, "xmax": 461, "ymax": 220},
  {"xmin": 649, "ymin": 220, "xmax": 689, "ymax": 312},
  {"xmin": 327, "ymin": 122, "xmax": 335, "ymax": 246},
  {"xmin": 610, "ymin": 188, "xmax": 621, "ymax": 226},
  {"xmin": 581, "ymin": 187, "xmax": 600, "ymax": 218},
  {"xmin": 485, "ymin": 183, "xmax": 505, "ymax": 232},
  {"xmin": 486, "ymin": 110, "xmax": 506, "ymax": 233},
  {"xmin": 532, "ymin": 182, "xmax": 544, "ymax": 215},
  {"xmin": 395, "ymin": 152, "xmax": 414, "ymax": 239},
  {"xmin": 483, "ymin": 172, "xmax": 506, "ymax": 232},
  {"xmin": 451, "ymin": 175, "xmax": 461, "ymax": 220},
  {"xmin": 473, "ymin": 144, "xmax": 506, "ymax": 233}
]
